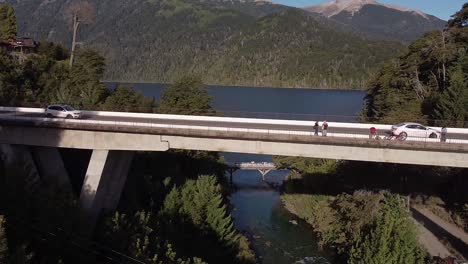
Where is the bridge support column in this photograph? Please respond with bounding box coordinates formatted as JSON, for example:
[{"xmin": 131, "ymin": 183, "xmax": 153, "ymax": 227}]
[
  {"xmin": 31, "ymin": 147, "xmax": 71, "ymax": 190},
  {"xmin": 79, "ymin": 150, "xmax": 134, "ymax": 229},
  {"xmin": 0, "ymin": 144, "xmax": 41, "ymax": 192},
  {"xmin": 259, "ymin": 169, "xmax": 271, "ymax": 181},
  {"xmin": 227, "ymin": 167, "xmax": 237, "ymax": 185}
]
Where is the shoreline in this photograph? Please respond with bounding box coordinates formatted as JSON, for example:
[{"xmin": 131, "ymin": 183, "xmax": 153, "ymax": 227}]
[{"xmin": 101, "ymin": 80, "xmax": 366, "ymax": 91}]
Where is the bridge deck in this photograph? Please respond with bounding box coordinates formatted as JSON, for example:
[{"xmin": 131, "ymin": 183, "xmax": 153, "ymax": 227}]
[{"xmin": 2, "ymin": 108, "xmax": 468, "ymax": 168}]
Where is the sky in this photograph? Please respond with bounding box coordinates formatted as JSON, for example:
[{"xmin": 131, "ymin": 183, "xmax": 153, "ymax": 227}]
[{"xmin": 273, "ymin": 0, "xmax": 466, "ymax": 20}]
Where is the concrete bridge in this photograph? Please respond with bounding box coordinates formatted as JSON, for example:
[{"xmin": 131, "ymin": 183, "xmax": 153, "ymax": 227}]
[
  {"xmin": 226, "ymin": 162, "xmax": 277, "ymax": 181},
  {"xmin": 2, "ymin": 107, "xmax": 468, "ymax": 229}
]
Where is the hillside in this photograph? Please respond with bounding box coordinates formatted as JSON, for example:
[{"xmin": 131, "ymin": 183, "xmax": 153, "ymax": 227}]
[
  {"xmin": 304, "ymin": 0, "xmax": 446, "ymax": 43},
  {"xmin": 7, "ymin": 0, "xmax": 403, "ymax": 89},
  {"xmin": 363, "ymin": 3, "xmax": 468, "ymax": 126}
]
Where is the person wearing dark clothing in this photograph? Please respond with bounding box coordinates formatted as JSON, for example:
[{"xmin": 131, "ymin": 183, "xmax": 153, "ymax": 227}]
[
  {"xmin": 441, "ymin": 127, "xmax": 447, "ymax": 142},
  {"xmin": 313, "ymin": 121, "xmax": 319, "ymax": 136}
]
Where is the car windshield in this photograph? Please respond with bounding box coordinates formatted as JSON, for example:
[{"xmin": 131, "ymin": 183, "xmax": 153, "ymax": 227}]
[
  {"xmin": 395, "ymin": 123, "xmax": 406, "ymax": 127},
  {"xmin": 64, "ymin": 106, "xmax": 75, "ymax": 111}
]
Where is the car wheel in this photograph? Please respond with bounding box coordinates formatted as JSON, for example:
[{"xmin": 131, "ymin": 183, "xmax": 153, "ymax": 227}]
[
  {"xmin": 66, "ymin": 115, "xmax": 73, "ymax": 119},
  {"xmin": 398, "ymin": 132, "xmax": 407, "ymax": 141},
  {"xmin": 429, "ymin": 133, "xmax": 437, "ymax": 139},
  {"xmin": 46, "ymin": 113, "xmax": 53, "ymax": 118}
]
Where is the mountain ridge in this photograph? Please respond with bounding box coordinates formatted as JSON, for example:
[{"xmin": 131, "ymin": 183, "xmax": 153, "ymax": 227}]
[
  {"xmin": 304, "ymin": 0, "xmax": 430, "ymax": 19},
  {"xmin": 303, "ymin": 0, "xmax": 445, "ymax": 43},
  {"xmin": 6, "ymin": 0, "xmax": 403, "ymax": 88}
]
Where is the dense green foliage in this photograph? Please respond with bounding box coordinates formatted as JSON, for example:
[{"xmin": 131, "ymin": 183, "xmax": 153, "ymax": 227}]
[
  {"xmin": 276, "ymin": 151, "xmax": 468, "ymax": 261},
  {"xmin": 161, "ymin": 175, "xmax": 252, "ymax": 263},
  {"xmin": 102, "ymin": 211, "xmax": 206, "ymax": 264},
  {"xmin": 9, "ymin": 0, "xmax": 403, "ymax": 88},
  {"xmin": 159, "ymin": 75, "xmax": 214, "ymax": 115},
  {"xmin": 348, "ymin": 194, "xmax": 425, "ymax": 264},
  {"xmin": 102, "ymin": 85, "xmax": 155, "ymax": 112},
  {"xmin": 363, "ymin": 3, "xmax": 468, "ymax": 126},
  {"xmin": 95, "ymin": 149, "xmax": 254, "ymax": 263},
  {"xmin": 65, "ymin": 49, "xmax": 107, "ymax": 109},
  {"xmin": 0, "ymin": 3, "xmax": 16, "ymax": 41},
  {"xmin": 0, "ymin": 43, "xmax": 155, "ymax": 110},
  {"xmin": 0, "ymin": 51, "xmax": 21, "ymax": 105},
  {"xmin": 282, "ymin": 191, "xmax": 426, "ymax": 263}
]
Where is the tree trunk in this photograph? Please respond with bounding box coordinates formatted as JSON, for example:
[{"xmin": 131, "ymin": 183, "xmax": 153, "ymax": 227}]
[
  {"xmin": 441, "ymin": 30, "xmax": 447, "ymax": 90},
  {"xmin": 414, "ymin": 67, "xmax": 425, "ymax": 99},
  {"xmin": 69, "ymin": 13, "xmax": 79, "ymax": 69}
]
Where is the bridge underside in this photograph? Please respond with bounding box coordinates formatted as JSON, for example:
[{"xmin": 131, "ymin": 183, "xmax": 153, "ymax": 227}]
[{"xmin": 2, "ymin": 124, "xmax": 468, "ymax": 231}]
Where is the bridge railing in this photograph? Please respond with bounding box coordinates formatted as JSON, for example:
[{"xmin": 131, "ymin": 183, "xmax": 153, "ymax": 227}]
[
  {"xmin": 8, "ymin": 105, "xmax": 468, "ymax": 128},
  {"xmin": 2, "ymin": 107, "xmax": 468, "ymax": 145}
]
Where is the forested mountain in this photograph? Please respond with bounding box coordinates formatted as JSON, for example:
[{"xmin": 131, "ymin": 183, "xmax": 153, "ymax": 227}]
[
  {"xmin": 6, "ymin": 0, "xmax": 403, "ymax": 88},
  {"xmin": 363, "ymin": 3, "xmax": 468, "ymax": 127},
  {"xmin": 304, "ymin": 0, "xmax": 446, "ymax": 43}
]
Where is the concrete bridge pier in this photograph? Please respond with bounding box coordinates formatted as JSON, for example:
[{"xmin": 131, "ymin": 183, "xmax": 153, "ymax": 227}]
[
  {"xmin": 227, "ymin": 167, "xmax": 237, "ymax": 185},
  {"xmin": 31, "ymin": 147, "xmax": 71, "ymax": 190},
  {"xmin": 79, "ymin": 150, "xmax": 134, "ymax": 229},
  {"xmin": 0, "ymin": 144, "xmax": 41, "ymax": 192}
]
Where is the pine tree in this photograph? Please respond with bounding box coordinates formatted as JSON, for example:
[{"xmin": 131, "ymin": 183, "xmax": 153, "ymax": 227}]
[
  {"xmin": 348, "ymin": 194, "xmax": 425, "ymax": 264},
  {"xmin": 66, "ymin": 49, "xmax": 107, "ymax": 109},
  {"xmin": 162, "ymin": 175, "xmax": 241, "ymax": 261},
  {"xmin": 197, "ymin": 176, "xmax": 239, "ymax": 247},
  {"xmin": 102, "ymin": 85, "xmax": 155, "ymax": 112},
  {"xmin": 0, "ymin": 51, "xmax": 21, "ymax": 105},
  {"xmin": 159, "ymin": 75, "xmax": 215, "ymax": 115},
  {"xmin": 0, "ymin": 215, "xmax": 8, "ymax": 263},
  {"xmin": 434, "ymin": 55, "xmax": 468, "ymax": 126},
  {"xmin": 0, "ymin": 3, "xmax": 16, "ymax": 41}
]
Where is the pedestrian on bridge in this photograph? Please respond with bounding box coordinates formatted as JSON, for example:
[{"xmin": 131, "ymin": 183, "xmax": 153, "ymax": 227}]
[
  {"xmin": 313, "ymin": 121, "xmax": 319, "ymax": 136},
  {"xmin": 441, "ymin": 127, "xmax": 447, "ymax": 142},
  {"xmin": 369, "ymin": 127, "xmax": 377, "ymax": 139},
  {"xmin": 322, "ymin": 121, "xmax": 328, "ymax": 137}
]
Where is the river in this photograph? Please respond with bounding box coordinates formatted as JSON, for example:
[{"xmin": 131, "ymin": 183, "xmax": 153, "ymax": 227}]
[{"xmin": 106, "ymin": 82, "xmax": 365, "ymax": 263}]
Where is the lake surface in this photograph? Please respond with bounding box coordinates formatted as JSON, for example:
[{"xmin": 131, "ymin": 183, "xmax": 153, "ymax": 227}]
[
  {"xmin": 108, "ymin": 82, "xmax": 365, "ymax": 263},
  {"xmin": 105, "ymin": 83, "xmax": 365, "ymax": 121}
]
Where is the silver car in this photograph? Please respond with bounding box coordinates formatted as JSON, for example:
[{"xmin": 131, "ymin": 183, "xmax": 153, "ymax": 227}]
[
  {"xmin": 391, "ymin": 122, "xmax": 440, "ymax": 140},
  {"xmin": 45, "ymin": 104, "xmax": 82, "ymax": 119}
]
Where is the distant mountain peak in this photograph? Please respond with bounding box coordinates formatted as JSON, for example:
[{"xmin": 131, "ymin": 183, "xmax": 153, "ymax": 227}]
[{"xmin": 304, "ymin": 0, "xmax": 428, "ymax": 19}]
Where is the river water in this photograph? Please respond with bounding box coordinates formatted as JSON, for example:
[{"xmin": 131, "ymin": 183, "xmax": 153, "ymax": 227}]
[{"xmin": 106, "ymin": 82, "xmax": 365, "ymax": 263}]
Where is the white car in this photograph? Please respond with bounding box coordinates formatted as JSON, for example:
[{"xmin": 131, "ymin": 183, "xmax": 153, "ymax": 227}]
[
  {"xmin": 391, "ymin": 122, "xmax": 440, "ymax": 140},
  {"xmin": 45, "ymin": 104, "xmax": 82, "ymax": 119}
]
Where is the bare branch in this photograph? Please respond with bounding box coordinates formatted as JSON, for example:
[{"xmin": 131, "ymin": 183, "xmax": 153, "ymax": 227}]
[
  {"xmin": 64, "ymin": 1, "xmax": 96, "ymax": 30},
  {"xmin": 63, "ymin": 1, "xmax": 96, "ymax": 68}
]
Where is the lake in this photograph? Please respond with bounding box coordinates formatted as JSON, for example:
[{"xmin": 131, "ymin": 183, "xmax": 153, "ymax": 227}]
[{"xmin": 105, "ymin": 82, "xmax": 365, "ymax": 121}]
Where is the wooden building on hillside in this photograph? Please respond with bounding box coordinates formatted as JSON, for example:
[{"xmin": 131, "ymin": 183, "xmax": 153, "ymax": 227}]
[{"xmin": 0, "ymin": 37, "xmax": 37, "ymax": 53}]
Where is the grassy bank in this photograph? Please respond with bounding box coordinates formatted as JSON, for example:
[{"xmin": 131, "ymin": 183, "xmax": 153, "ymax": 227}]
[{"xmin": 281, "ymin": 191, "xmax": 427, "ymax": 263}]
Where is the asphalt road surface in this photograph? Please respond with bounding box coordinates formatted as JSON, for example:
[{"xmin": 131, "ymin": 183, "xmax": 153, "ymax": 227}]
[{"xmin": 1, "ymin": 111, "xmax": 467, "ymax": 141}]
